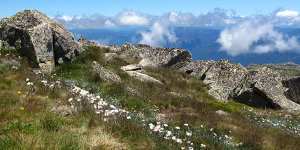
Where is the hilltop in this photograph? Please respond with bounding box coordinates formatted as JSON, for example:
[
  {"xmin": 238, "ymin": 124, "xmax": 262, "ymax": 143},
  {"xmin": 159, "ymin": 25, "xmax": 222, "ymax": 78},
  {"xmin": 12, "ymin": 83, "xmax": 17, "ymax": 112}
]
[{"xmin": 1, "ymin": 10, "xmax": 300, "ymax": 150}]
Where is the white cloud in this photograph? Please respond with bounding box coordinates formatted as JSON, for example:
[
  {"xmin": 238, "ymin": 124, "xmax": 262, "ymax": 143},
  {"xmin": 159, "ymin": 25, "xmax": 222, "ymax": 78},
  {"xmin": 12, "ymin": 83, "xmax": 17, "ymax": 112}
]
[
  {"xmin": 217, "ymin": 21, "xmax": 300, "ymax": 56},
  {"xmin": 118, "ymin": 11, "xmax": 149, "ymax": 26},
  {"xmin": 59, "ymin": 15, "xmax": 74, "ymax": 21},
  {"xmin": 276, "ymin": 10, "xmax": 299, "ymax": 18},
  {"xmin": 139, "ymin": 22, "xmax": 177, "ymax": 47},
  {"xmin": 104, "ymin": 19, "xmax": 116, "ymax": 27}
]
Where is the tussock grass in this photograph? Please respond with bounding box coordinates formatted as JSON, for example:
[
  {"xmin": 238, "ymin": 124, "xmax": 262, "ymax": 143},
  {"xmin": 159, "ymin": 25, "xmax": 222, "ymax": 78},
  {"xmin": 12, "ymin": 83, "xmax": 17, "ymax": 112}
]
[{"xmin": 2, "ymin": 46, "xmax": 300, "ymax": 149}]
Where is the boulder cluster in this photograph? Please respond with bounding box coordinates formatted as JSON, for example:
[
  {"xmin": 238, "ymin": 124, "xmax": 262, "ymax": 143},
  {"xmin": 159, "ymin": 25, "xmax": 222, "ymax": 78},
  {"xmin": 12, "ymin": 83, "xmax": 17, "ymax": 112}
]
[
  {"xmin": 2, "ymin": 10, "xmax": 300, "ymax": 111},
  {"xmin": 102, "ymin": 43, "xmax": 300, "ymax": 111},
  {"xmin": 179, "ymin": 60, "xmax": 300, "ymax": 111},
  {"xmin": 0, "ymin": 10, "xmax": 82, "ymax": 73}
]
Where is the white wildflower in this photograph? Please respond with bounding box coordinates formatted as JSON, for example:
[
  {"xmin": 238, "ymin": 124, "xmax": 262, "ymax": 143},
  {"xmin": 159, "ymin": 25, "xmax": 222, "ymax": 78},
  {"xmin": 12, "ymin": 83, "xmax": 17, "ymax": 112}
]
[
  {"xmin": 176, "ymin": 138, "xmax": 183, "ymax": 144},
  {"xmin": 166, "ymin": 131, "xmax": 172, "ymax": 137},
  {"xmin": 186, "ymin": 131, "xmax": 192, "ymax": 137},
  {"xmin": 188, "ymin": 147, "xmax": 194, "ymax": 150},
  {"xmin": 172, "ymin": 136, "xmax": 176, "ymax": 140},
  {"xmin": 126, "ymin": 116, "xmax": 131, "ymax": 120},
  {"xmin": 184, "ymin": 123, "xmax": 189, "ymax": 127},
  {"xmin": 149, "ymin": 123, "xmax": 155, "ymax": 130},
  {"xmin": 200, "ymin": 144, "xmax": 206, "ymax": 148},
  {"xmin": 68, "ymin": 98, "xmax": 73, "ymax": 102},
  {"xmin": 153, "ymin": 125, "xmax": 161, "ymax": 132},
  {"xmin": 175, "ymin": 126, "xmax": 180, "ymax": 130}
]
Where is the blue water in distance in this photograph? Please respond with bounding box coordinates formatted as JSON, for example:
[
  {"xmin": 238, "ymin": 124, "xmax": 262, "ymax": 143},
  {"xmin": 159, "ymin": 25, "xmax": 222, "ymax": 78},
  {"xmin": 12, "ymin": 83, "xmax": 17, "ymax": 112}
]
[{"xmin": 71, "ymin": 27, "xmax": 300, "ymax": 66}]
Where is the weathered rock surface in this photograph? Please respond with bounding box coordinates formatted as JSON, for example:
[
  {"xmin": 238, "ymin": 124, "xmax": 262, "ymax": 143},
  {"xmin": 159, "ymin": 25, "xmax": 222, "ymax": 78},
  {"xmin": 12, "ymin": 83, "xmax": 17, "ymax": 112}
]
[
  {"xmin": 180, "ymin": 60, "xmax": 248, "ymax": 101},
  {"xmin": 109, "ymin": 43, "xmax": 192, "ymax": 67},
  {"xmin": 121, "ymin": 64, "xmax": 163, "ymax": 84},
  {"xmin": 92, "ymin": 61, "xmax": 121, "ymax": 83},
  {"xmin": 0, "ymin": 10, "xmax": 82, "ymax": 73},
  {"xmin": 180, "ymin": 60, "xmax": 300, "ymax": 111},
  {"xmin": 283, "ymin": 77, "xmax": 300, "ymax": 104},
  {"xmin": 245, "ymin": 67, "xmax": 300, "ymax": 110}
]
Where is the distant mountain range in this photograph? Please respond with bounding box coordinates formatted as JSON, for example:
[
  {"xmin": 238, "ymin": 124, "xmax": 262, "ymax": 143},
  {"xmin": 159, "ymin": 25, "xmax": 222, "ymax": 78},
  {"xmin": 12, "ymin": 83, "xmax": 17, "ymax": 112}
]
[{"xmin": 71, "ymin": 27, "xmax": 300, "ymax": 65}]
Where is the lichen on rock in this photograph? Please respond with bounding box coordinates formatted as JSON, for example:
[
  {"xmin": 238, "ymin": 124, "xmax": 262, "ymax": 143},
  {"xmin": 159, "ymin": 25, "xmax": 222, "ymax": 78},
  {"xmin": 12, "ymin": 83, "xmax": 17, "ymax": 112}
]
[{"xmin": 0, "ymin": 10, "xmax": 82, "ymax": 73}]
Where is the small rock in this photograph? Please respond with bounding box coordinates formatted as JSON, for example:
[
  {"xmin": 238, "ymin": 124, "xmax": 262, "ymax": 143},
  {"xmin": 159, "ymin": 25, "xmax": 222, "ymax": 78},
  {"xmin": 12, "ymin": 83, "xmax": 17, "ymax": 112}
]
[{"xmin": 216, "ymin": 110, "xmax": 229, "ymax": 116}]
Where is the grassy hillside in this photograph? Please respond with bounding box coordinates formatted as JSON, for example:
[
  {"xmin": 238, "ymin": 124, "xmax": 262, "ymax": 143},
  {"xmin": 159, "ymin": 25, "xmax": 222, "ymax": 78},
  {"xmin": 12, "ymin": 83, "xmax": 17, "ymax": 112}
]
[{"xmin": 1, "ymin": 46, "xmax": 300, "ymax": 150}]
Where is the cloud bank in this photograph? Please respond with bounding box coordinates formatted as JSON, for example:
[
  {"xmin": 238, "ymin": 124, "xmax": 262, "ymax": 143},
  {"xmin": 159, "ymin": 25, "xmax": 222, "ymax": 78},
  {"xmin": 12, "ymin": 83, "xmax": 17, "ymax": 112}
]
[
  {"xmin": 117, "ymin": 11, "xmax": 149, "ymax": 26},
  {"xmin": 139, "ymin": 22, "xmax": 177, "ymax": 47},
  {"xmin": 53, "ymin": 9, "xmax": 300, "ymax": 29},
  {"xmin": 217, "ymin": 21, "xmax": 300, "ymax": 56}
]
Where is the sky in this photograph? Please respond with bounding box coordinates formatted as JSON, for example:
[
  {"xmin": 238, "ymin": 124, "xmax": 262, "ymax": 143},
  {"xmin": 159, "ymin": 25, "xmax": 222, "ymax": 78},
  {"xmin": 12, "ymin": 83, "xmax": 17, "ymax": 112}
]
[{"xmin": 0, "ymin": 0, "xmax": 300, "ymax": 17}]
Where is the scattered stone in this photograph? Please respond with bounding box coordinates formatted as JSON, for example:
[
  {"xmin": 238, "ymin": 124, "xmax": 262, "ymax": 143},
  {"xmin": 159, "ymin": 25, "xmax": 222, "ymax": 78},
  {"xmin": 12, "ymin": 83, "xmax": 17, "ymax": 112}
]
[
  {"xmin": 216, "ymin": 110, "xmax": 229, "ymax": 116},
  {"xmin": 126, "ymin": 70, "xmax": 163, "ymax": 84},
  {"xmin": 121, "ymin": 64, "xmax": 163, "ymax": 84},
  {"xmin": 92, "ymin": 61, "xmax": 121, "ymax": 83},
  {"xmin": 120, "ymin": 64, "xmax": 142, "ymax": 71}
]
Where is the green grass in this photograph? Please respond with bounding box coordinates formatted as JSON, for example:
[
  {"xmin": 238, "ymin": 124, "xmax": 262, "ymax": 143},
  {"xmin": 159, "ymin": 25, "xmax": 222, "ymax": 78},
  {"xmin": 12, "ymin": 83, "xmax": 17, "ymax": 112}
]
[{"xmin": 2, "ymin": 46, "xmax": 300, "ymax": 149}]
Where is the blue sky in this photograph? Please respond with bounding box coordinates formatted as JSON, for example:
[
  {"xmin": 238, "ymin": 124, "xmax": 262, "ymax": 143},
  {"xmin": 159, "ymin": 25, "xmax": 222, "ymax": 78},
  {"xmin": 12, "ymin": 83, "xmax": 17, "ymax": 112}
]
[{"xmin": 0, "ymin": 0, "xmax": 299, "ymax": 17}]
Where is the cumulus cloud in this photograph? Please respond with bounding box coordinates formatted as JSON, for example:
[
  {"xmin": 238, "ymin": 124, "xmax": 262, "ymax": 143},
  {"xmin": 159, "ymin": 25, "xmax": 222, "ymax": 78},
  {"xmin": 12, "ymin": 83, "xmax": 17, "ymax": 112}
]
[
  {"xmin": 139, "ymin": 22, "xmax": 177, "ymax": 47},
  {"xmin": 217, "ymin": 21, "xmax": 300, "ymax": 56},
  {"xmin": 104, "ymin": 19, "xmax": 116, "ymax": 27},
  {"xmin": 117, "ymin": 11, "xmax": 149, "ymax": 26},
  {"xmin": 276, "ymin": 10, "xmax": 299, "ymax": 18},
  {"xmin": 53, "ymin": 9, "xmax": 300, "ymax": 29}
]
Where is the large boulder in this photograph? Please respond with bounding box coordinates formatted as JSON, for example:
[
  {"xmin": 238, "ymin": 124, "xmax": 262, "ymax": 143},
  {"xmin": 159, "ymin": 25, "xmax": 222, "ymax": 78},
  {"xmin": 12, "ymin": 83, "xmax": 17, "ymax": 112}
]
[
  {"xmin": 282, "ymin": 77, "xmax": 300, "ymax": 104},
  {"xmin": 245, "ymin": 67, "xmax": 300, "ymax": 110},
  {"xmin": 110, "ymin": 43, "xmax": 192, "ymax": 67},
  {"xmin": 0, "ymin": 10, "xmax": 82, "ymax": 73},
  {"xmin": 180, "ymin": 60, "xmax": 248, "ymax": 101},
  {"xmin": 180, "ymin": 60, "xmax": 300, "ymax": 111}
]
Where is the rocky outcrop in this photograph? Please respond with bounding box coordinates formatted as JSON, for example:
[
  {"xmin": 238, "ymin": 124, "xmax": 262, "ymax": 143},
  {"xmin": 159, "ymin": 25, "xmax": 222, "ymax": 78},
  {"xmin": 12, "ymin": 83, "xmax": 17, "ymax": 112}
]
[
  {"xmin": 283, "ymin": 77, "xmax": 300, "ymax": 104},
  {"xmin": 245, "ymin": 67, "xmax": 300, "ymax": 110},
  {"xmin": 180, "ymin": 60, "xmax": 300, "ymax": 111},
  {"xmin": 110, "ymin": 43, "xmax": 192, "ymax": 67},
  {"xmin": 0, "ymin": 10, "xmax": 82, "ymax": 73},
  {"xmin": 92, "ymin": 61, "xmax": 121, "ymax": 83},
  {"xmin": 180, "ymin": 60, "xmax": 248, "ymax": 101}
]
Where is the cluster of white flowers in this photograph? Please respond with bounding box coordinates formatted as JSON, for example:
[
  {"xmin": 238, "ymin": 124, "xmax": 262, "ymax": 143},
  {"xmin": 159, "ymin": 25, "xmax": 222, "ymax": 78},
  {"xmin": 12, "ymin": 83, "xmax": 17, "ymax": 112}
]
[
  {"xmin": 39, "ymin": 79, "xmax": 61, "ymax": 89},
  {"xmin": 247, "ymin": 112, "xmax": 300, "ymax": 136},
  {"xmin": 30, "ymin": 73, "xmax": 244, "ymax": 149},
  {"xmin": 70, "ymin": 85, "xmax": 131, "ymax": 122},
  {"xmin": 146, "ymin": 122, "xmax": 195, "ymax": 149},
  {"xmin": 25, "ymin": 78, "xmax": 34, "ymax": 86}
]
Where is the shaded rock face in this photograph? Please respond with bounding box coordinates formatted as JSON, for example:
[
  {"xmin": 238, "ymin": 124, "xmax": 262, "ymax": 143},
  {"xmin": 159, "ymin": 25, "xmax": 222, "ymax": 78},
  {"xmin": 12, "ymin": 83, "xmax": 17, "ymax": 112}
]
[
  {"xmin": 283, "ymin": 77, "xmax": 300, "ymax": 104},
  {"xmin": 180, "ymin": 61, "xmax": 300, "ymax": 111},
  {"xmin": 110, "ymin": 43, "xmax": 192, "ymax": 67},
  {"xmin": 245, "ymin": 67, "xmax": 299, "ymax": 110},
  {"xmin": 180, "ymin": 60, "xmax": 248, "ymax": 101},
  {"xmin": 0, "ymin": 10, "xmax": 81, "ymax": 73}
]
